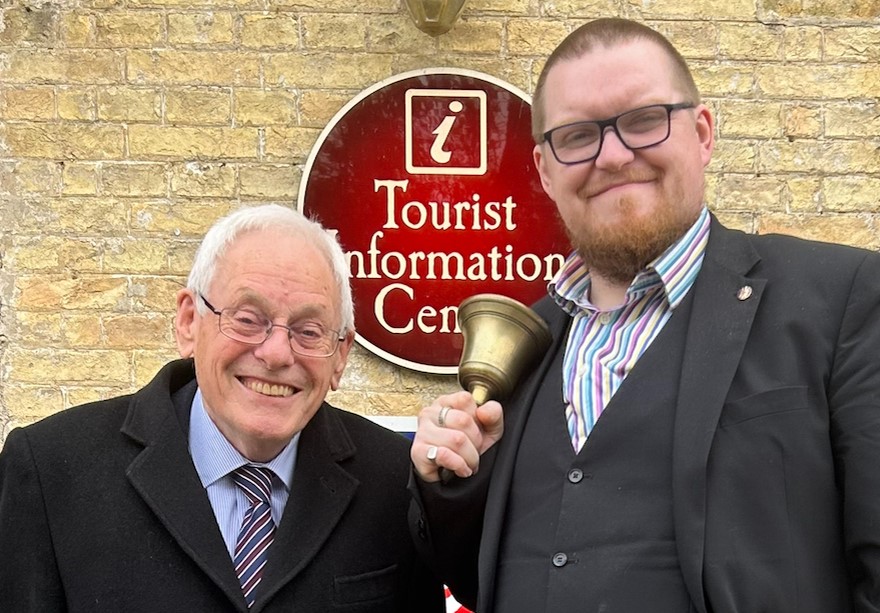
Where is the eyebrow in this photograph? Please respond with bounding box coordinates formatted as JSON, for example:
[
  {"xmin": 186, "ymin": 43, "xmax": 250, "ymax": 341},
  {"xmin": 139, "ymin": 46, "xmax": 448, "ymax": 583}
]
[{"xmin": 232, "ymin": 289, "xmax": 333, "ymax": 324}]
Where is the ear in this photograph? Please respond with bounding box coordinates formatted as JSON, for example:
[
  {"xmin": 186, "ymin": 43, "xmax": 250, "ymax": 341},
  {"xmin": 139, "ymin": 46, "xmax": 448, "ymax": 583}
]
[
  {"xmin": 329, "ymin": 330, "xmax": 355, "ymax": 391},
  {"xmin": 694, "ymin": 104, "xmax": 715, "ymax": 168},
  {"xmin": 175, "ymin": 288, "xmax": 198, "ymax": 359},
  {"xmin": 533, "ymin": 143, "xmax": 556, "ymax": 201}
]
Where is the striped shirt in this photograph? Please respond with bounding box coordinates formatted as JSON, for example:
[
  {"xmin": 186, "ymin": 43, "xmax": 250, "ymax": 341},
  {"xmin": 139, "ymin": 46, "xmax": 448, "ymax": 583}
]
[
  {"xmin": 189, "ymin": 388, "xmax": 299, "ymax": 556},
  {"xmin": 549, "ymin": 207, "xmax": 711, "ymax": 452}
]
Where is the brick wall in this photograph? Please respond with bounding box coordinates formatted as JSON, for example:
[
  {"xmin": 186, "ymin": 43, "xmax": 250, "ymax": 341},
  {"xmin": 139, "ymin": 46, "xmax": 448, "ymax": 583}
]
[{"xmin": 1, "ymin": 0, "xmax": 878, "ymax": 442}]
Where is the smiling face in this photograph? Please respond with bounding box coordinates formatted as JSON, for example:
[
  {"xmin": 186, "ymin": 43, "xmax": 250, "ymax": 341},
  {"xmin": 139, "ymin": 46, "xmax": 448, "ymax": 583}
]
[
  {"xmin": 175, "ymin": 228, "xmax": 354, "ymax": 462},
  {"xmin": 533, "ymin": 39, "xmax": 714, "ymax": 284}
]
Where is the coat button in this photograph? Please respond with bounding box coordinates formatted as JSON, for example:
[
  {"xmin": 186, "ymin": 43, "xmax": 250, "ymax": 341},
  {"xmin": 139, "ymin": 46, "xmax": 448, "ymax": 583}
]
[
  {"xmin": 552, "ymin": 552, "xmax": 568, "ymax": 567},
  {"xmin": 568, "ymin": 468, "xmax": 584, "ymax": 483}
]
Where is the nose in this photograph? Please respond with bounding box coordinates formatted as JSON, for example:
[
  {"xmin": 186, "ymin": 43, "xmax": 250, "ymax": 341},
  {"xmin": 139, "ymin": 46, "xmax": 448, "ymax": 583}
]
[
  {"xmin": 253, "ymin": 325, "xmax": 295, "ymax": 368},
  {"xmin": 593, "ymin": 125, "xmax": 634, "ymax": 170}
]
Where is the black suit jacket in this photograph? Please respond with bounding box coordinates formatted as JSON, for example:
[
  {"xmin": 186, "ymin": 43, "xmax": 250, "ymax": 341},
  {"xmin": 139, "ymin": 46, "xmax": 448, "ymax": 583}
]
[
  {"xmin": 0, "ymin": 359, "xmax": 444, "ymax": 612},
  {"xmin": 411, "ymin": 218, "xmax": 880, "ymax": 612}
]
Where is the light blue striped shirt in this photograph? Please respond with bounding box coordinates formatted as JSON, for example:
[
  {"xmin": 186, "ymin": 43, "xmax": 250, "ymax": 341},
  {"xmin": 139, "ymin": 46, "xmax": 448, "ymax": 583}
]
[
  {"xmin": 189, "ymin": 388, "xmax": 299, "ymax": 557},
  {"xmin": 549, "ymin": 207, "xmax": 711, "ymax": 452}
]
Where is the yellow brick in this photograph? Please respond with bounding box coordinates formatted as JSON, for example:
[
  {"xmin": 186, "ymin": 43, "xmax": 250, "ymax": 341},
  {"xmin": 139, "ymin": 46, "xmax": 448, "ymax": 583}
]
[
  {"xmin": 0, "ymin": 7, "xmax": 55, "ymax": 45},
  {"xmin": 654, "ymin": 21, "xmax": 717, "ymax": 60},
  {"xmin": 95, "ymin": 12, "xmax": 163, "ymax": 47},
  {"xmin": 799, "ymin": 0, "xmax": 880, "ymax": 18},
  {"xmin": 127, "ymin": 0, "xmax": 256, "ymax": 6},
  {"xmin": 65, "ymin": 386, "xmax": 131, "ymax": 409},
  {"xmin": 265, "ymin": 52, "xmax": 393, "ymax": 89},
  {"xmin": 439, "ymin": 19, "xmax": 503, "ymax": 54},
  {"xmin": 540, "ymin": 0, "xmax": 618, "ymax": 17},
  {"xmin": 130, "ymin": 277, "xmax": 187, "ymax": 311},
  {"xmin": 629, "ymin": 0, "xmax": 755, "ymax": 18},
  {"xmin": 129, "ymin": 125, "xmax": 258, "ymax": 159},
  {"xmin": 104, "ymin": 313, "xmax": 173, "ymax": 349},
  {"xmin": 467, "ymin": 0, "xmax": 529, "ymax": 11},
  {"xmin": 97, "ymin": 87, "xmax": 161, "ymax": 121},
  {"xmin": 11, "ymin": 236, "xmax": 101, "ymax": 273},
  {"xmin": 397, "ymin": 55, "xmax": 531, "ymax": 94},
  {"xmin": 16, "ymin": 275, "xmax": 128, "ymax": 311},
  {"xmin": 757, "ymin": 64, "xmax": 878, "ymax": 100},
  {"xmin": 62, "ymin": 312, "xmax": 104, "ymax": 346},
  {"xmin": 507, "ymin": 21, "xmax": 570, "ymax": 57},
  {"xmin": 168, "ymin": 12, "xmax": 235, "ymax": 45},
  {"xmin": 825, "ymin": 102, "xmax": 880, "ymax": 138},
  {"xmin": 759, "ymin": 140, "xmax": 880, "ymax": 174},
  {"xmin": 716, "ymin": 175, "xmax": 786, "ymax": 212},
  {"xmin": 299, "ymin": 91, "xmax": 349, "ymax": 127},
  {"xmin": 787, "ymin": 177, "xmax": 822, "ymax": 213},
  {"xmin": 58, "ymin": 88, "xmax": 98, "ymax": 121},
  {"xmin": 165, "ymin": 88, "xmax": 231, "ymax": 125},
  {"xmin": 707, "ymin": 140, "xmax": 757, "ymax": 174},
  {"xmin": 128, "ymin": 50, "xmax": 261, "ymax": 86},
  {"xmin": 1, "ymin": 87, "xmax": 54, "ymax": 120},
  {"xmin": 825, "ymin": 27, "xmax": 880, "ymax": 62},
  {"xmin": 783, "ymin": 104, "xmax": 822, "ymax": 139},
  {"xmin": 303, "ymin": 14, "xmax": 367, "ymax": 50},
  {"xmin": 366, "ymin": 15, "xmax": 432, "ymax": 54},
  {"xmin": 4, "ymin": 385, "xmax": 64, "ymax": 422},
  {"xmin": 59, "ymin": 12, "xmax": 93, "ymax": 47},
  {"xmin": 719, "ymin": 101, "xmax": 783, "ymax": 138},
  {"xmin": 8, "ymin": 198, "xmax": 128, "ymax": 234},
  {"xmin": 239, "ymin": 165, "xmax": 299, "ymax": 200},
  {"xmin": 103, "ymin": 238, "xmax": 169, "ymax": 274},
  {"xmin": 4, "ymin": 124, "xmax": 124, "ymax": 160},
  {"xmin": 0, "ymin": 161, "xmax": 62, "ymax": 197},
  {"xmin": 782, "ymin": 27, "xmax": 822, "ymax": 62},
  {"xmin": 170, "ymin": 162, "xmax": 236, "ymax": 197},
  {"xmin": 9, "ymin": 349, "xmax": 130, "ymax": 385},
  {"xmin": 757, "ymin": 213, "xmax": 878, "ymax": 249},
  {"xmin": 62, "ymin": 163, "xmax": 99, "ymax": 196},
  {"xmin": 134, "ymin": 350, "xmax": 181, "ymax": 387},
  {"xmin": 272, "ymin": 0, "xmax": 396, "ymax": 9},
  {"xmin": 823, "ymin": 176, "xmax": 880, "ymax": 213},
  {"xmin": 169, "ymin": 242, "xmax": 199, "ymax": 276},
  {"xmin": 234, "ymin": 90, "xmax": 297, "ymax": 126},
  {"xmin": 263, "ymin": 126, "xmax": 322, "ymax": 161},
  {"xmin": 240, "ymin": 13, "xmax": 301, "ymax": 49},
  {"xmin": 102, "ymin": 162, "xmax": 167, "ymax": 197},
  {"xmin": 718, "ymin": 23, "xmax": 782, "ymax": 61},
  {"xmin": 689, "ymin": 61, "xmax": 755, "ymax": 98},
  {"xmin": 14, "ymin": 311, "xmax": 63, "ymax": 346},
  {"xmin": 130, "ymin": 201, "xmax": 233, "ymax": 237},
  {"xmin": 1, "ymin": 50, "xmax": 124, "ymax": 84}
]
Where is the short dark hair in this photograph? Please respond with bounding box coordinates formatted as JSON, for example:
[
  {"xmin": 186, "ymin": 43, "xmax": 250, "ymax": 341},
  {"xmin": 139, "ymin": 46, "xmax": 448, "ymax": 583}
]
[{"xmin": 531, "ymin": 18, "xmax": 701, "ymax": 143}]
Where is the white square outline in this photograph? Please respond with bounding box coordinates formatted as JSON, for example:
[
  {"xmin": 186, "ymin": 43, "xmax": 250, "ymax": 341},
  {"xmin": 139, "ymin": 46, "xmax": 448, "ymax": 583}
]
[{"xmin": 404, "ymin": 88, "xmax": 487, "ymax": 175}]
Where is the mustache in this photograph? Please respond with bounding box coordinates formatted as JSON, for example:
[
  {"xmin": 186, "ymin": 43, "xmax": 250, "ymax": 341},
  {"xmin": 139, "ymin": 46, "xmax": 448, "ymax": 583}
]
[{"xmin": 578, "ymin": 172, "xmax": 657, "ymax": 199}]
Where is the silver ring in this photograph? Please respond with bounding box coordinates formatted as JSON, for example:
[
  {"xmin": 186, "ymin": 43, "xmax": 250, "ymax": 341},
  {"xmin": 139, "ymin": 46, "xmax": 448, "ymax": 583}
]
[
  {"xmin": 426, "ymin": 446, "xmax": 438, "ymax": 462},
  {"xmin": 438, "ymin": 406, "xmax": 451, "ymax": 428}
]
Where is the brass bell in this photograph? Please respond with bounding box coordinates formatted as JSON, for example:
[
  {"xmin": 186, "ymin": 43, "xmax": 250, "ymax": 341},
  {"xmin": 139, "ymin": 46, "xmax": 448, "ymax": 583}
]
[{"xmin": 457, "ymin": 293, "xmax": 552, "ymax": 405}]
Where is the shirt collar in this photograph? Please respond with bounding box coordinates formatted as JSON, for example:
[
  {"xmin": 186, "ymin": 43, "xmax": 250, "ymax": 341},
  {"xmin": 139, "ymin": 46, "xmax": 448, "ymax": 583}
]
[
  {"xmin": 549, "ymin": 206, "xmax": 711, "ymax": 314},
  {"xmin": 189, "ymin": 388, "xmax": 298, "ymax": 492}
]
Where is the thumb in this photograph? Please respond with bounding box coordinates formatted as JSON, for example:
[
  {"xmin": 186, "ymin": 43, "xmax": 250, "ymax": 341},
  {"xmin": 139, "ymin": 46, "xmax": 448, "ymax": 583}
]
[{"xmin": 474, "ymin": 401, "xmax": 504, "ymax": 453}]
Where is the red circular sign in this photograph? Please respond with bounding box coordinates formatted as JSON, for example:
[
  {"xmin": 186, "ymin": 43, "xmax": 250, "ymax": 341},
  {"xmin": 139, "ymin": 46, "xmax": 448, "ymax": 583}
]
[{"xmin": 298, "ymin": 68, "xmax": 568, "ymax": 373}]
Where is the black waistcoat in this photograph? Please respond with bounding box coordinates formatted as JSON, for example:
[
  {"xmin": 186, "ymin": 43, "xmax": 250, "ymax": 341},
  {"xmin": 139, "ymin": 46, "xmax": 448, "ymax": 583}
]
[{"xmin": 493, "ymin": 297, "xmax": 697, "ymax": 613}]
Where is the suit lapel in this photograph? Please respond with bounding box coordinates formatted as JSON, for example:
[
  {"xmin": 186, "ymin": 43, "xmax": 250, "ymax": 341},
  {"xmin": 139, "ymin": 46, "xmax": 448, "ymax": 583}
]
[
  {"xmin": 672, "ymin": 220, "xmax": 764, "ymax": 613},
  {"xmin": 255, "ymin": 404, "xmax": 359, "ymax": 609},
  {"xmin": 121, "ymin": 361, "xmax": 248, "ymax": 611}
]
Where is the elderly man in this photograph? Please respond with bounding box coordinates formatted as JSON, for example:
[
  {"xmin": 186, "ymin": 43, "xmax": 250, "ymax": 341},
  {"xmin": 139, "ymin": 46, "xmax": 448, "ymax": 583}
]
[
  {"xmin": 0, "ymin": 204, "xmax": 444, "ymax": 612},
  {"xmin": 409, "ymin": 17, "xmax": 880, "ymax": 613}
]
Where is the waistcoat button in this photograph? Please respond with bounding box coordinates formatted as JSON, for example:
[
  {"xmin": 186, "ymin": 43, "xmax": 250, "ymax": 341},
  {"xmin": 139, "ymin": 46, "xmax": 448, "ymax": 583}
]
[
  {"xmin": 552, "ymin": 552, "xmax": 568, "ymax": 567},
  {"xmin": 568, "ymin": 468, "xmax": 584, "ymax": 483}
]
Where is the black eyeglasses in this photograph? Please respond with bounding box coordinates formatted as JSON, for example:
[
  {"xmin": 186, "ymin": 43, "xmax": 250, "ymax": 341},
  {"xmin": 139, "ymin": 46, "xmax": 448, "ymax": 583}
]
[
  {"xmin": 541, "ymin": 102, "xmax": 695, "ymax": 165},
  {"xmin": 199, "ymin": 294, "xmax": 344, "ymax": 358}
]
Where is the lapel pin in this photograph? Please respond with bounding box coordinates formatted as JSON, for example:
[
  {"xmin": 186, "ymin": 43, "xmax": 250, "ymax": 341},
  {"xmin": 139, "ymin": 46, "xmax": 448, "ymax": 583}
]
[{"xmin": 737, "ymin": 286, "xmax": 753, "ymax": 301}]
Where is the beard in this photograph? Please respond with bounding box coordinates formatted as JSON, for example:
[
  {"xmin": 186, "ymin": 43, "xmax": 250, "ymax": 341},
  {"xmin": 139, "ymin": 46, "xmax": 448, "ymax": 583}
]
[{"xmin": 565, "ymin": 190, "xmax": 700, "ymax": 285}]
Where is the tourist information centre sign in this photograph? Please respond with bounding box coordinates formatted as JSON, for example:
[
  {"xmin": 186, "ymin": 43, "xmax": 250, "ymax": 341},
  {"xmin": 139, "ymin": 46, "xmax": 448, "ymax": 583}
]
[{"xmin": 298, "ymin": 68, "xmax": 569, "ymax": 374}]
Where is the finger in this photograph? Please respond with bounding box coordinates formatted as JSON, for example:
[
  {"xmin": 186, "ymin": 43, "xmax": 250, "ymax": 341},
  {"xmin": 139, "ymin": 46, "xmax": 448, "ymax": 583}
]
[{"xmin": 474, "ymin": 400, "xmax": 504, "ymax": 453}]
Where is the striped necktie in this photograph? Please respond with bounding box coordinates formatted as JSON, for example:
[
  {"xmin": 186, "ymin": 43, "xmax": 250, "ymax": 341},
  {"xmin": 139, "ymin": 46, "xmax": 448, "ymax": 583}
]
[{"xmin": 232, "ymin": 465, "xmax": 276, "ymax": 607}]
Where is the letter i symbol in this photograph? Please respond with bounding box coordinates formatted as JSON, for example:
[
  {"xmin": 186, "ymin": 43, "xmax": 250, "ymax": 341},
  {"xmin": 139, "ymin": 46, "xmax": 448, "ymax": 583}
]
[{"xmin": 430, "ymin": 100, "xmax": 464, "ymax": 164}]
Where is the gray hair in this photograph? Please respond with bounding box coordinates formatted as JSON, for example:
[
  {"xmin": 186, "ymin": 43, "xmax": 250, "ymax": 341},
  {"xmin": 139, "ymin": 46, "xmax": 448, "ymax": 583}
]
[{"xmin": 186, "ymin": 204, "xmax": 355, "ymax": 334}]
